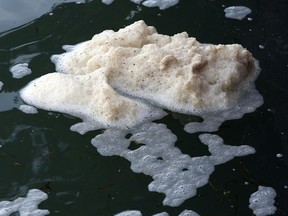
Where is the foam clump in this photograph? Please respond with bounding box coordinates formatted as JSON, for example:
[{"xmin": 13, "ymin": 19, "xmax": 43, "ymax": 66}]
[
  {"xmin": 224, "ymin": 6, "xmax": 252, "ymax": 20},
  {"xmin": 10, "ymin": 63, "xmax": 32, "ymax": 79},
  {"xmin": 91, "ymin": 122, "xmax": 255, "ymax": 206},
  {"xmin": 51, "ymin": 20, "xmax": 260, "ymax": 114},
  {"xmin": 249, "ymin": 186, "xmax": 277, "ymax": 216},
  {"xmin": 19, "ymin": 20, "xmax": 262, "ymax": 132},
  {"xmin": 18, "ymin": 104, "xmax": 38, "ymax": 114},
  {"xmin": 0, "ymin": 189, "xmax": 49, "ymax": 216}
]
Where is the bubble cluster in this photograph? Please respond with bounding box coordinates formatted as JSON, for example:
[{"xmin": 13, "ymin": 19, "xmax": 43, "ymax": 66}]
[{"xmin": 92, "ymin": 122, "xmax": 255, "ymax": 207}]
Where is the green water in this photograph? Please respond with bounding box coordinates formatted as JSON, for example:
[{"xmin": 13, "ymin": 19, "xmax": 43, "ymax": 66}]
[{"xmin": 0, "ymin": 0, "xmax": 288, "ymax": 215}]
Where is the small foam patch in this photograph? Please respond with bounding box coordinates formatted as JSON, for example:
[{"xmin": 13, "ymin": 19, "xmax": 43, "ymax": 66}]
[
  {"xmin": 18, "ymin": 104, "xmax": 38, "ymax": 114},
  {"xmin": 178, "ymin": 210, "xmax": 200, "ymax": 216},
  {"xmin": 115, "ymin": 210, "xmax": 142, "ymax": 216},
  {"xmin": 0, "ymin": 189, "xmax": 49, "ymax": 216},
  {"xmin": 10, "ymin": 63, "xmax": 32, "ymax": 79},
  {"xmin": 224, "ymin": 6, "xmax": 252, "ymax": 20},
  {"xmin": 249, "ymin": 186, "xmax": 277, "ymax": 216}
]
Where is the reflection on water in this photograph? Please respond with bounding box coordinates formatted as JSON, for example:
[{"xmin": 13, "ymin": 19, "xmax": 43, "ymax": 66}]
[
  {"xmin": 0, "ymin": 0, "xmax": 92, "ymax": 33},
  {"xmin": 0, "ymin": 92, "xmax": 21, "ymax": 112}
]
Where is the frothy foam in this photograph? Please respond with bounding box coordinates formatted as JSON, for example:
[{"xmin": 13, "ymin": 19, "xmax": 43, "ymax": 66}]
[
  {"xmin": 249, "ymin": 186, "xmax": 277, "ymax": 216},
  {"xmin": 0, "ymin": 81, "xmax": 3, "ymax": 91},
  {"xmin": 18, "ymin": 104, "xmax": 38, "ymax": 114},
  {"xmin": 224, "ymin": 6, "xmax": 252, "ymax": 20},
  {"xmin": 115, "ymin": 210, "xmax": 142, "ymax": 216},
  {"xmin": 0, "ymin": 189, "xmax": 49, "ymax": 216},
  {"xmin": 114, "ymin": 210, "xmax": 199, "ymax": 216},
  {"xmin": 91, "ymin": 122, "xmax": 255, "ymax": 206},
  {"xmin": 10, "ymin": 63, "xmax": 32, "ymax": 79},
  {"xmin": 20, "ymin": 68, "xmax": 166, "ymax": 132},
  {"xmin": 22, "ymin": 20, "xmax": 263, "ymax": 132},
  {"xmin": 18, "ymin": 21, "xmax": 265, "ymax": 212}
]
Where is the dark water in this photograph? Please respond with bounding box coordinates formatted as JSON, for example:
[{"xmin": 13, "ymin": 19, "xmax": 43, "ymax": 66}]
[{"xmin": 0, "ymin": 0, "xmax": 288, "ymax": 215}]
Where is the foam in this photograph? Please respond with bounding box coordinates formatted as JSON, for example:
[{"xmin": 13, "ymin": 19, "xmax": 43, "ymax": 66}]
[
  {"xmin": 224, "ymin": 6, "xmax": 252, "ymax": 20},
  {"xmin": 102, "ymin": 0, "xmax": 114, "ymax": 5},
  {"xmin": 10, "ymin": 63, "xmax": 32, "ymax": 79},
  {"xmin": 0, "ymin": 189, "xmax": 49, "ymax": 216},
  {"xmin": 140, "ymin": 0, "xmax": 179, "ymax": 10},
  {"xmin": 114, "ymin": 210, "xmax": 198, "ymax": 216},
  {"xmin": 115, "ymin": 210, "xmax": 142, "ymax": 216},
  {"xmin": 91, "ymin": 122, "xmax": 255, "ymax": 206},
  {"xmin": 153, "ymin": 212, "xmax": 169, "ymax": 216},
  {"xmin": 0, "ymin": 81, "xmax": 3, "ymax": 91},
  {"xmin": 18, "ymin": 104, "xmax": 38, "ymax": 114},
  {"xmin": 47, "ymin": 21, "xmax": 262, "ymax": 132},
  {"xmin": 184, "ymin": 87, "xmax": 263, "ymax": 133},
  {"xmin": 249, "ymin": 186, "xmax": 277, "ymax": 216},
  {"xmin": 178, "ymin": 210, "xmax": 199, "ymax": 216},
  {"xmin": 20, "ymin": 68, "xmax": 166, "ymax": 133}
]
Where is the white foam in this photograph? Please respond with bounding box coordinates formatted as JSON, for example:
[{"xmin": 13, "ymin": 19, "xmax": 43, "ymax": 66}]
[
  {"xmin": 115, "ymin": 210, "xmax": 142, "ymax": 216},
  {"xmin": 0, "ymin": 81, "xmax": 3, "ymax": 91},
  {"xmin": 153, "ymin": 212, "xmax": 169, "ymax": 216},
  {"xmin": 224, "ymin": 6, "xmax": 252, "ymax": 20},
  {"xmin": 18, "ymin": 104, "xmax": 38, "ymax": 114},
  {"xmin": 115, "ymin": 210, "xmax": 198, "ymax": 216},
  {"xmin": 91, "ymin": 122, "xmax": 255, "ymax": 207},
  {"xmin": 249, "ymin": 186, "xmax": 277, "ymax": 216},
  {"xmin": 0, "ymin": 189, "xmax": 49, "ymax": 216},
  {"xmin": 102, "ymin": 0, "xmax": 114, "ymax": 5},
  {"xmin": 178, "ymin": 210, "xmax": 200, "ymax": 216},
  {"xmin": 10, "ymin": 63, "xmax": 32, "ymax": 79},
  {"xmin": 141, "ymin": 0, "xmax": 179, "ymax": 10}
]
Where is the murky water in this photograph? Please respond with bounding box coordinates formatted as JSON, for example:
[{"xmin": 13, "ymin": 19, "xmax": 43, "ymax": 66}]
[{"xmin": 0, "ymin": 0, "xmax": 287, "ymax": 215}]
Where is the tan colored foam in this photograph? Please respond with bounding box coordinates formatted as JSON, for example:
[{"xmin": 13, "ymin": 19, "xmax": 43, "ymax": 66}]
[
  {"xmin": 52, "ymin": 20, "xmax": 259, "ymax": 114},
  {"xmin": 21, "ymin": 20, "xmax": 261, "ymax": 131}
]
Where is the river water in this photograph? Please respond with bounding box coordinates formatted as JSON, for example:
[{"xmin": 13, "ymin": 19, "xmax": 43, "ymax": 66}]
[{"xmin": 0, "ymin": 0, "xmax": 287, "ymax": 215}]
